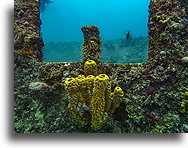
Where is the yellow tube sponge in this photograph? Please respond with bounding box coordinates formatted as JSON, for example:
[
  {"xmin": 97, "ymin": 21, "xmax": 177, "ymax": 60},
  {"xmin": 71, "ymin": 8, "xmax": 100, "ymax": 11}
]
[
  {"xmin": 65, "ymin": 78, "xmax": 79, "ymax": 99},
  {"xmin": 86, "ymin": 75, "xmax": 95, "ymax": 91},
  {"xmin": 75, "ymin": 75, "xmax": 87, "ymax": 103},
  {"xmin": 90, "ymin": 74, "xmax": 109, "ymax": 131},
  {"xmin": 84, "ymin": 60, "xmax": 97, "ymax": 76},
  {"xmin": 109, "ymin": 87, "xmax": 124, "ymax": 115},
  {"xmin": 104, "ymin": 77, "xmax": 112, "ymax": 114},
  {"xmin": 65, "ymin": 77, "xmax": 90, "ymax": 125},
  {"xmin": 65, "ymin": 78, "xmax": 80, "ymax": 121},
  {"xmin": 85, "ymin": 75, "xmax": 95, "ymax": 106},
  {"xmin": 65, "ymin": 60, "xmax": 125, "ymax": 130}
]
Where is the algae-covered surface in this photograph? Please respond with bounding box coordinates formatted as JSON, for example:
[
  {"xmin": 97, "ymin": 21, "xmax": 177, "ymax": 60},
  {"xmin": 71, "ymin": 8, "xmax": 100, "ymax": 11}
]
[
  {"xmin": 14, "ymin": 0, "xmax": 188, "ymax": 133},
  {"xmin": 14, "ymin": 49, "xmax": 188, "ymax": 133}
]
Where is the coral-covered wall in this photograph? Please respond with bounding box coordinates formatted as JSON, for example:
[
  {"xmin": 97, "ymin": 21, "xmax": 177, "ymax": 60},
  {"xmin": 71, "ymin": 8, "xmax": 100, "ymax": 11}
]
[
  {"xmin": 148, "ymin": 0, "xmax": 188, "ymax": 62},
  {"xmin": 14, "ymin": 0, "xmax": 43, "ymax": 61},
  {"xmin": 14, "ymin": 0, "xmax": 188, "ymax": 133}
]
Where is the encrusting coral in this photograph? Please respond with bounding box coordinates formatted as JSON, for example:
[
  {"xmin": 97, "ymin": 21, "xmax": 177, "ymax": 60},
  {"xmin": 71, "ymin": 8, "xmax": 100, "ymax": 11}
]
[
  {"xmin": 81, "ymin": 25, "xmax": 102, "ymax": 64},
  {"xmin": 65, "ymin": 60, "xmax": 124, "ymax": 131},
  {"xmin": 14, "ymin": 0, "xmax": 43, "ymax": 61},
  {"xmin": 14, "ymin": 0, "xmax": 188, "ymax": 133}
]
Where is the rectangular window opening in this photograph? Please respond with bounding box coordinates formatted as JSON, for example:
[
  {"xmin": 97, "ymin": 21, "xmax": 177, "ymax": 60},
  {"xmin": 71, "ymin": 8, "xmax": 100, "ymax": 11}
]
[{"xmin": 40, "ymin": 0, "xmax": 149, "ymax": 63}]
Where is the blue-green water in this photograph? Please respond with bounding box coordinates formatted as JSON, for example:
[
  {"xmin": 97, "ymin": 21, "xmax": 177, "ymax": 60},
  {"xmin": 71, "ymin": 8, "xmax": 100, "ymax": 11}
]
[{"xmin": 40, "ymin": 0, "xmax": 149, "ymax": 63}]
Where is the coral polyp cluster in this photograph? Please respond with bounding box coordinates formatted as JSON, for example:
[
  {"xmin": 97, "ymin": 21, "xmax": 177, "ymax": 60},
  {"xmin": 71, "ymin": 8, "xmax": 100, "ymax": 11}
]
[{"xmin": 65, "ymin": 61, "xmax": 124, "ymax": 131}]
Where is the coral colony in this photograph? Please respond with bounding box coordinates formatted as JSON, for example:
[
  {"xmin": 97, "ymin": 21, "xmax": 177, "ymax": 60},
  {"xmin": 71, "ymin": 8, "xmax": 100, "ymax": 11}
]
[{"xmin": 14, "ymin": 0, "xmax": 188, "ymax": 133}]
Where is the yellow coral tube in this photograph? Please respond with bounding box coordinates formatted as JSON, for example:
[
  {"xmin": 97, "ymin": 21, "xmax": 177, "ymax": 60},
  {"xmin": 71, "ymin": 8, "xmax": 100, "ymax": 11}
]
[
  {"xmin": 90, "ymin": 74, "xmax": 109, "ymax": 131},
  {"xmin": 109, "ymin": 87, "xmax": 124, "ymax": 115},
  {"xmin": 84, "ymin": 60, "xmax": 97, "ymax": 76}
]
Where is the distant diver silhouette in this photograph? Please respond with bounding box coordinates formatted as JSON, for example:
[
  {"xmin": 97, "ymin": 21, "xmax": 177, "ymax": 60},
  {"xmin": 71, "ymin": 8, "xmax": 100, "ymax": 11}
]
[{"xmin": 40, "ymin": 0, "xmax": 55, "ymax": 13}]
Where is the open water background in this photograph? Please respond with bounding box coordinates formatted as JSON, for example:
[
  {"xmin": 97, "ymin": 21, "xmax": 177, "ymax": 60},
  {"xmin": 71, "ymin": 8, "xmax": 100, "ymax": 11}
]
[{"xmin": 40, "ymin": 0, "xmax": 149, "ymax": 63}]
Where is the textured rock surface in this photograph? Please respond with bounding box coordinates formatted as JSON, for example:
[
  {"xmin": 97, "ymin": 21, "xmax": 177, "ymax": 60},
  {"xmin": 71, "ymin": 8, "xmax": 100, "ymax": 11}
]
[{"xmin": 14, "ymin": 0, "xmax": 43, "ymax": 61}]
